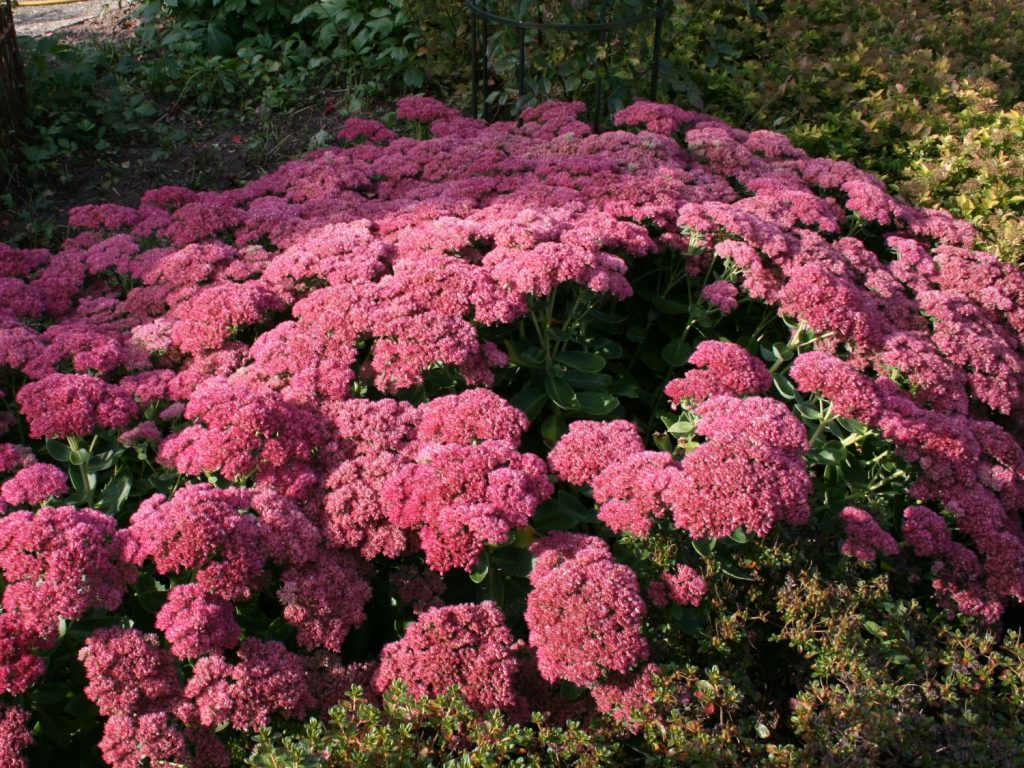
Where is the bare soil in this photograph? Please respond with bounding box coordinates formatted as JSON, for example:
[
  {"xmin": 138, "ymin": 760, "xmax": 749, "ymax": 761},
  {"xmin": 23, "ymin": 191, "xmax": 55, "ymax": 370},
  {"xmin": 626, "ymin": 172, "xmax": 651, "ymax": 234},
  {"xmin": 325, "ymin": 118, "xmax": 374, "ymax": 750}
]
[
  {"xmin": 13, "ymin": 0, "xmax": 139, "ymax": 42},
  {"xmin": 3, "ymin": 1, "xmax": 343, "ymax": 246}
]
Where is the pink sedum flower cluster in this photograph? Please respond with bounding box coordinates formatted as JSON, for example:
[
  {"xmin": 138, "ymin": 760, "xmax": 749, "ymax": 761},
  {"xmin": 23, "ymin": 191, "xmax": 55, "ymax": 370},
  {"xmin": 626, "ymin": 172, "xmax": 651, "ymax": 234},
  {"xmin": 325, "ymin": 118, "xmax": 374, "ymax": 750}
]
[
  {"xmin": 665, "ymin": 340, "xmax": 772, "ymax": 404},
  {"xmin": 15, "ymin": 374, "xmax": 138, "ymax": 439},
  {"xmin": 648, "ymin": 565, "xmax": 708, "ymax": 608},
  {"xmin": 839, "ymin": 507, "xmax": 900, "ymax": 562},
  {"xmin": 526, "ymin": 533, "xmax": 649, "ymax": 688},
  {"xmin": 0, "ymin": 463, "xmax": 67, "ymax": 507},
  {"xmin": 373, "ymin": 601, "xmax": 526, "ymax": 715},
  {"xmin": 0, "ymin": 703, "xmax": 33, "ymax": 768},
  {"xmin": 553, "ymin": 393, "xmax": 810, "ymax": 540},
  {"xmin": 0, "ymin": 506, "xmax": 133, "ymax": 648}
]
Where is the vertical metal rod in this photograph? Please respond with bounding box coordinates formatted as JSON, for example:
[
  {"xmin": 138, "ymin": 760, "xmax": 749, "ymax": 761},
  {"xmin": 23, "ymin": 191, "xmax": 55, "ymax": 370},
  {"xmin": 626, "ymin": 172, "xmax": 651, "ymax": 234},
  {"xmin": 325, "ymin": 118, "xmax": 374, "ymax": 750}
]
[
  {"xmin": 593, "ymin": 0, "xmax": 612, "ymax": 132},
  {"xmin": 470, "ymin": 11, "xmax": 479, "ymax": 118},
  {"xmin": 482, "ymin": 18, "xmax": 490, "ymax": 120},
  {"xmin": 651, "ymin": 5, "xmax": 665, "ymax": 101},
  {"xmin": 518, "ymin": 25, "xmax": 527, "ymax": 120}
]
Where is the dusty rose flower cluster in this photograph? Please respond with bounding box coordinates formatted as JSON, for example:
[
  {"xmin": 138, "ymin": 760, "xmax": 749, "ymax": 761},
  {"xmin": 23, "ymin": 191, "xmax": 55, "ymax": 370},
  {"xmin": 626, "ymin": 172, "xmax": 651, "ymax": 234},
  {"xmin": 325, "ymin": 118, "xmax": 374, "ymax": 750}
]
[
  {"xmin": 526, "ymin": 533, "xmax": 649, "ymax": 690},
  {"xmin": 552, "ymin": 393, "xmax": 811, "ymax": 540}
]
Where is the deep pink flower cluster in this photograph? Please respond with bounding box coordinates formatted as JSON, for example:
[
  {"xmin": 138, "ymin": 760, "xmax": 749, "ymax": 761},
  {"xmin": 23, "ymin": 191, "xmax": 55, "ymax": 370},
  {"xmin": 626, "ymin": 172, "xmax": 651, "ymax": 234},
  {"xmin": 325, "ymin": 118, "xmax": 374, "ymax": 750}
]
[
  {"xmin": 185, "ymin": 638, "xmax": 315, "ymax": 731},
  {"xmin": 0, "ymin": 703, "xmax": 33, "ymax": 768},
  {"xmin": 590, "ymin": 664, "xmax": 662, "ymax": 731},
  {"xmin": 322, "ymin": 390, "xmax": 551, "ymax": 571},
  {"xmin": 389, "ymin": 564, "xmax": 446, "ymax": 615},
  {"xmin": 792, "ymin": 356, "xmax": 1024, "ymax": 619},
  {"xmin": 591, "ymin": 450, "xmax": 679, "ymax": 537},
  {"xmin": 0, "ymin": 462, "xmax": 67, "ymax": 507},
  {"xmin": 701, "ymin": 280, "xmax": 739, "ymax": 314},
  {"xmin": 337, "ymin": 117, "xmax": 397, "ymax": 144},
  {"xmin": 839, "ymin": 506, "xmax": 900, "ymax": 562},
  {"xmin": 157, "ymin": 376, "xmax": 326, "ymax": 495},
  {"xmin": 384, "ymin": 439, "xmax": 552, "ymax": 571},
  {"xmin": 554, "ymin": 396, "xmax": 810, "ymax": 540},
  {"xmin": 547, "ymin": 419, "xmax": 646, "ymax": 486},
  {"xmin": 525, "ymin": 533, "xmax": 649, "ymax": 688},
  {"xmin": 0, "ymin": 506, "xmax": 133, "ymax": 643},
  {"xmin": 277, "ymin": 550, "xmax": 372, "ymax": 652},
  {"xmin": 373, "ymin": 601, "xmax": 525, "ymax": 715},
  {"xmin": 665, "ymin": 340, "xmax": 772, "ymax": 404},
  {"xmin": 648, "ymin": 564, "xmax": 708, "ymax": 608},
  {"xmin": 668, "ymin": 398, "xmax": 811, "ymax": 538},
  {"xmin": 16, "ymin": 374, "xmax": 139, "ymax": 439},
  {"xmin": 155, "ymin": 584, "xmax": 242, "ymax": 659},
  {"xmin": 121, "ymin": 483, "xmax": 321, "ymax": 600}
]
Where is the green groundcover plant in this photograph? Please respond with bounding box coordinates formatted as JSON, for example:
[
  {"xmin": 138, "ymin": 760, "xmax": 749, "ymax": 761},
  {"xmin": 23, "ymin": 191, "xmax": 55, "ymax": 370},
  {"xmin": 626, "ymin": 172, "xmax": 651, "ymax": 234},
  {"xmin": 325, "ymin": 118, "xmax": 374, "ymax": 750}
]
[{"xmin": 1, "ymin": 98, "xmax": 1023, "ymax": 767}]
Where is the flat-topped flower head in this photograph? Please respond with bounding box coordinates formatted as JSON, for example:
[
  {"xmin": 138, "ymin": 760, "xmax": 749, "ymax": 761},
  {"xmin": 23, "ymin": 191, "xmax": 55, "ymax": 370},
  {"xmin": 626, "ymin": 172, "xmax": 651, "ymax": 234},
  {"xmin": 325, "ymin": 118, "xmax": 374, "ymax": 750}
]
[
  {"xmin": 16, "ymin": 374, "xmax": 139, "ymax": 439},
  {"xmin": 548, "ymin": 419, "xmax": 645, "ymax": 487},
  {"xmin": 526, "ymin": 533, "xmax": 648, "ymax": 687},
  {"xmin": 373, "ymin": 601, "xmax": 525, "ymax": 715}
]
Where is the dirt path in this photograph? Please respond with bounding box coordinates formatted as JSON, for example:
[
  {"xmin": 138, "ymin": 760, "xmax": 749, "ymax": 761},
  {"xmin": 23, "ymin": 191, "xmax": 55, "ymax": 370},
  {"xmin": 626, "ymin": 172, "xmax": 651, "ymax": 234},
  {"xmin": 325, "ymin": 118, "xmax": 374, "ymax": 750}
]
[{"xmin": 13, "ymin": 0, "xmax": 133, "ymax": 39}]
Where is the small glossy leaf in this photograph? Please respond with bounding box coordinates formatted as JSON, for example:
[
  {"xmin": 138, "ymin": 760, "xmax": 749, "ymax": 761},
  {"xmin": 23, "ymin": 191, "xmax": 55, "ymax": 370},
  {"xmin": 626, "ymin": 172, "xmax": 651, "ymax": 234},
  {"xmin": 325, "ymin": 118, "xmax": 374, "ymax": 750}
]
[
  {"xmin": 45, "ymin": 438, "xmax": 72, "ymax": 463},
  {"xmin": 863, "ymin": 620, "xmax": 887, "ymax": 638},
  {"xmin": 510, "ymin": 385, "xmax": 548, "ymax": 421},
  {"xmin": 544, "ymin": 376, "xmax": 577, "ymax": 410},
  {"xmin": 662, "ymin": 337, "xmax": 692, "ymax": 367},
  {"xmin": 540, "ymin": 411, "xmax": 566, "ymax": 444},
  {"xmin": 562, "ymin": 370, "xmax": 612, "ymax": 390},
  {"xmin": 795, "ymin": 401, "xmax": 820, "ymax": 420},
  {"xmin": 692, "ymin": 537, "xmax": 716, "ymax": 557},
  {"xmin": 773, "ymin": 374, "xmax": 797, "ymax": 400},
  {"xmin": 773, "ymin": 341, "xmax": 795, "ymax": 361},
  {"xmin": 98, "ymin": 475, "xmax": 132, "ymax": 515},
  {"xmin": 574, "ymin": 391, "xmax": 619, "ymax": 416},
  {"xmin": 555, "ymin": 350, "xmax": 606, "ymax": 373},
  {"xmin": 557, "ymin": 491, "xmax": 593, "ymax": 525},
  {"xmin": 667, "ymin": 420, "xmax": 695, "ymax": 436},
  {"xmin": 469, "ymin": 554, "xmax": 489, "ymax": 584},
  {"xmin": 88, "ymin": 449, "xmax": 118, "ymax": 472},
  {"xmin": 68, "ymin": 448, "xmax": 90, "ymax": 466},
  {"xmin": 559, "ymin": 681, "xmax": 588, "ymax": 701}
]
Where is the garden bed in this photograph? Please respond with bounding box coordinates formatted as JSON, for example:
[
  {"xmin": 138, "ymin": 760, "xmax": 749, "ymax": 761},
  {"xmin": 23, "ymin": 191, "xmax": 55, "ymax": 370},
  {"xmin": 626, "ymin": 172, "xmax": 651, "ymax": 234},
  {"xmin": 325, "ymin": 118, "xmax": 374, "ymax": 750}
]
[{"xmin": 1, "ymin": 97, "xmax": 1022, "ymax": 766}]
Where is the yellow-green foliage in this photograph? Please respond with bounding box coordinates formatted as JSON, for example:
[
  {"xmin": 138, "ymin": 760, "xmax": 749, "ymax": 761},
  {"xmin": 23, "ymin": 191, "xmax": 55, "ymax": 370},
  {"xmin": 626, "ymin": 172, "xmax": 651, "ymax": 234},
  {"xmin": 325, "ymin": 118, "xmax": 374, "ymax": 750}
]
[
  {"xmin": 899, "ymin": 92, "xmax": 1024, "ymax": 261},
  {"xmin": 247, "ymin": 564, "xmax": 1024, "ymax": 767},
  {"xmin": 669, "ymin": 0, "xmax": 1024, "ymax": 262}
]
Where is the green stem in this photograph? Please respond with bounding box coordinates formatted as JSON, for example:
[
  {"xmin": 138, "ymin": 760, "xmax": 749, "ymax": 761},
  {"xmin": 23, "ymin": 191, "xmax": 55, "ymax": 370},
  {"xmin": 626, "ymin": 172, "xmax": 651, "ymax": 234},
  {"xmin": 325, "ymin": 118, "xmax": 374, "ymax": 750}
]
[
  {"xmin": 807, "ymin": 404, "xmax": 835, "ymax": 447},
  {"xmin": 868, "ymin": 469, "xmax": 908, "ymax": 493},
  {"xmin": 67, "ymin": 436, "xmax": 93, "ymax": 504},
  {"xmin": 841, "ymin": 430, "xmax": 873, "ymax": 448}
]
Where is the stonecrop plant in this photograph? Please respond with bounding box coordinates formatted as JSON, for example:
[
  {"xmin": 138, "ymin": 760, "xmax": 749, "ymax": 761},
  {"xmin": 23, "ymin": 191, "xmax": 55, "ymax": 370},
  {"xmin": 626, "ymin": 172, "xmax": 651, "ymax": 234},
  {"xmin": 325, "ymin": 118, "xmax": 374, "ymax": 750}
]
[{"xmin": 1, "ymin": 96, "xmax": 1023, "ymax": 766}]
